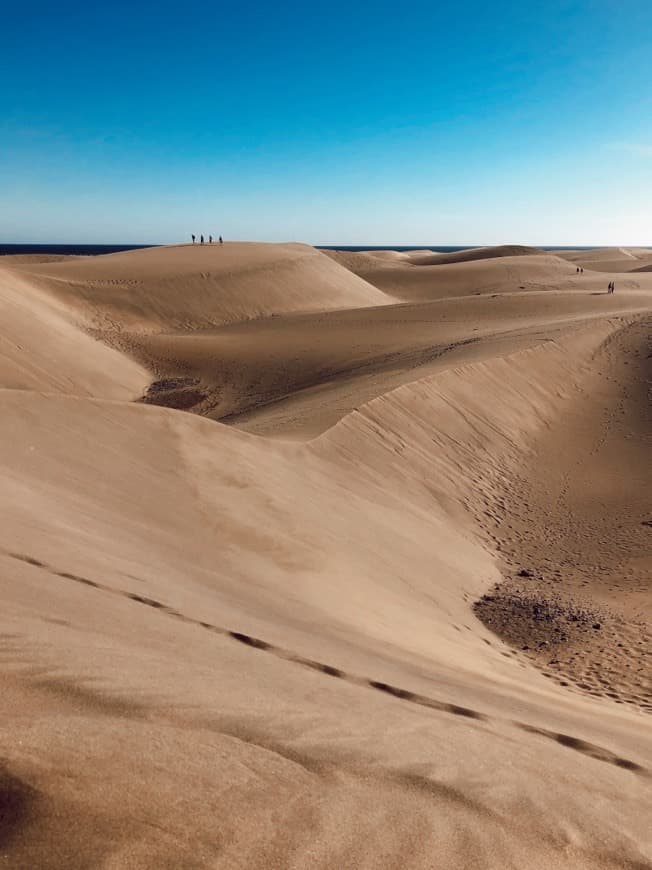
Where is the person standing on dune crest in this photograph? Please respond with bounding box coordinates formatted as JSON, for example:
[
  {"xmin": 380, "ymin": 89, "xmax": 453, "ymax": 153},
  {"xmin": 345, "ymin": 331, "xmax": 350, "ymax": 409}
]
[
  {"xmin": 200, "ymin": 235, "xmax": 204, "ymax": 244},
  {"xmin": 219, "ymin": 236, "xmax": 223, "ymax": 245},
  {"xmin": 192, "ymin": 234, "xmax": 196, "ymax": 244}
]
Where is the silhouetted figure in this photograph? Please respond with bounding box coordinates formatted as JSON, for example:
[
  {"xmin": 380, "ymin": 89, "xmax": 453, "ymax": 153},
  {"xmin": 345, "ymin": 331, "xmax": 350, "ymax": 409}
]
[
  {"xmin": 219, "ymin": 235, "xmax": 223, "ymax": 245},
  {"xmin": 200, "ymin": 235, "xmax": 204, "ymax": 245},
  {"xmin": 581, "ymin": 267, "xmax": 584, "ymax": 273},
  {"xmin": 611, "ymin": 281, "xmax": 615, "ymax": 294},
  {"xmin": 192, "ymin": 234, "xmax": 196, "ymax": 244},
  {"xmin": 209, "ymin": 235, "xmax": 213, "ymax": 244},
  {"xmin": 576, "ymin": 267, "xmax": 580, "ymax": 273}
]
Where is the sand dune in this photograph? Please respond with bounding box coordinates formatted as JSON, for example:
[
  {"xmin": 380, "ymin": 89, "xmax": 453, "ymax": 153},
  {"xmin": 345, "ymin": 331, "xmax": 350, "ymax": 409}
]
[
  {"xmin": 0, "ymin": 243, "xmax": 650, "ymax": 868},
  {"xmin": 325, "ymin": 244, "xmax": 542, "ymax": 271},
  {"xmin": 325, "ymin": 249, "xmax": 640, "ymax": 301},
  {"xmin": 134, "ymin": 289, "xmax": 651, "ymax": 437},
  {"xmin": 554, "ymin": 246, "xmax": 652, "ymax": 273},
  {"xmin": 403, "ymin": 243, "xmax": 543, "ymax": 265},
  {"xmin": 0, "ymin": 253, "xmax": 80, "ymax": 264},
  {"xmin": 475, "ymin": 318, "xmax": 651, "ymax": 709},
  {"xmin": 14, "ymin": 242, "xmax": 390, "ymax": 332},
  {"xmin": 0, "ymin": 264, "xmax": 148, "ymax": 398}
]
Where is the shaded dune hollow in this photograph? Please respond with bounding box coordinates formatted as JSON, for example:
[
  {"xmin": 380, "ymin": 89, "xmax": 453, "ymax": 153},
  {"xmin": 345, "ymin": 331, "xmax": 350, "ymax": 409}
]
[{"xmin": 0, "ymin": 242, "xmax": 651, "ymax": 869}]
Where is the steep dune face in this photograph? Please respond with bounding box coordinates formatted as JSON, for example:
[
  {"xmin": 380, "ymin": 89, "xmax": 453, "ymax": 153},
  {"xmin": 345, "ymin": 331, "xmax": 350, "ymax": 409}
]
[
  {"xmin": 474, "ymin": 319, "xmax": 652, "ymax": 711},
  {"xmin": 15, "ymin": 242, "xmax": 391, "ymax": 332},
  {"xmin": 0, "ymin": 243, "xmax": 651, "ymax": 867},
  {"xmin": 0, "ymin": 264, "xmax": 148, "ymax": 398}
]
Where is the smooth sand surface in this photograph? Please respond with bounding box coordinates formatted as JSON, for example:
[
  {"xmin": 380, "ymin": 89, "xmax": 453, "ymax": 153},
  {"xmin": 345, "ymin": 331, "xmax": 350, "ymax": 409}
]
[
  {"xmin": 323, "ymin": 248, "xmax": 644, "ymax": 300},
  {"xmin": 1, "ymin": 242, "xmax": 651, "ymax": 868},
  {"xmin": 553, "ymin": 247, "xmax": 652, "ymax": 273},
  {"xmin": 17, "ymin": 242, "xmax": 390, "ymax": 331}
]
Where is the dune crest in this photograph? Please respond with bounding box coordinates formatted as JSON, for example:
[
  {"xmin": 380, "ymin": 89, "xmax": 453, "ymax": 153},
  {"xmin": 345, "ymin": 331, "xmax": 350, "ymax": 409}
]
[{"xmin": 403, "ymin": 243, "xmax": 543, "ymax": 265}]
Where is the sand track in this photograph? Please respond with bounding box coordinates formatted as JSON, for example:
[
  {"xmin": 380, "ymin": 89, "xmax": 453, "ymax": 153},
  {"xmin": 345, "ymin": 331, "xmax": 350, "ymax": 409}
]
[{"xmin": 0, "ymin": 243, "xmax": 650, "ymax": 868}]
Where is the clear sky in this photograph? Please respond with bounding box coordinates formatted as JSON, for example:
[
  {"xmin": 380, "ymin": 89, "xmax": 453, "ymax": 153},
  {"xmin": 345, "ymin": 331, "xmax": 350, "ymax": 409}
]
[{"xmin": 2, "ymin": 0, "xmax": 651, "ymax": 245}]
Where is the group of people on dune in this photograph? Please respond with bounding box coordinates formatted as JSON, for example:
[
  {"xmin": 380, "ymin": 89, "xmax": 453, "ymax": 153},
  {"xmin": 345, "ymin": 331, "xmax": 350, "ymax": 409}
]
[
  {"xmin": 191, "ymin": 234, "xmax": 223, "ymax": 245},
  {"xmin": 576, "ymin": 265, "xmax": 616, "ymax": 294}
]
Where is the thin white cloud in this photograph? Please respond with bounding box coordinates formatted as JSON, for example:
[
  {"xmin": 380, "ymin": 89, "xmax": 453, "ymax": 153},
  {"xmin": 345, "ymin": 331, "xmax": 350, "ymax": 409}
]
[{"xmin": 607, "ymin": 142, "xmax": 652, "ymax": 157}]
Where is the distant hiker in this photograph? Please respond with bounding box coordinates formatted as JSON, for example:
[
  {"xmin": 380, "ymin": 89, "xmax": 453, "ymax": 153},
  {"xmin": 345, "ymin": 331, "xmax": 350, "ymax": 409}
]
[
  {"xmin": 209, "ymin": 235, "xmax": 213, "ymax": 244},
  {"xmin": 192, "ymin": 234, "xmax": 196, "ymax": 244},
  {"xmin": 576, "ymin": 267, "xmax": 580, "ymax": 273},
  {"xmin": 611, "ymin": 281, "xmax": 615, "ymax": 294},
  {"xmin": 581, "ymin": 267, "xmax": 584, "ymax": 273},
  {"xmin": 219, "ymin": 235, "xmax": 223, "ymax": 245},
  {"xmin": 200, "ymin": 234, "xmax": 204, "ymax": 245}
]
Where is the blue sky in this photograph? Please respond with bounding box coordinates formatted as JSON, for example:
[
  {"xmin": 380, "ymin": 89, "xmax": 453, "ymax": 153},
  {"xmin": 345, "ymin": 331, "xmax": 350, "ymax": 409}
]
[{"xmin": 2, "ymin": 0, "xmax": 651, "ymax": 244}]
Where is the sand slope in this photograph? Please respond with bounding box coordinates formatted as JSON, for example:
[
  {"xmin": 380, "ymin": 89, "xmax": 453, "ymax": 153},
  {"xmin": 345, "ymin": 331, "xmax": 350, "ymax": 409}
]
[
  {"xmin": 135, "ymin": 289, "xmax": 651, "ymax": 437},
  {"xmin": 0, "ymin": 243, "xmax": 650, "ymax": 868},
  {"xmin": 402, "ymin": 243, "xmax": 543, "ymax": 265},
  {"xmin": 554, "ymin": 247, "xmax": 652, "ymax": 273},
  {"xmin": 0, "ymin": 264, "xmax": 148, "ymax": 398},
  {"xmin": 475, "ymin": 319, "xmax": 651, "ymax": 709},
  {"xmin": 325, "ymin": 250, "xmax": 604, "ymax": 300},
  {"xmin": 14, "ymin": 242, "xmax": 390, "ymax": 332}
]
